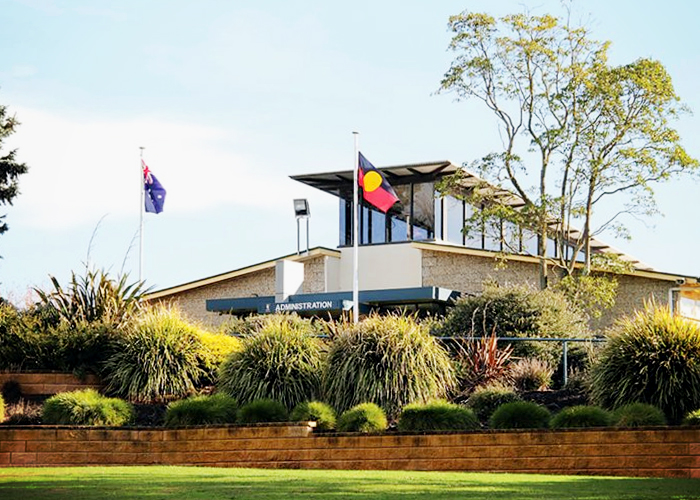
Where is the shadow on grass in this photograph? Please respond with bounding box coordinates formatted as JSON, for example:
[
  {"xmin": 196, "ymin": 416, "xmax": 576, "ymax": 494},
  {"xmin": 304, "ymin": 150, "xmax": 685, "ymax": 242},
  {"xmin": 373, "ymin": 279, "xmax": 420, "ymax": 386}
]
[{"xmin": 1, "ymin": 467, "xmax": 700, "ymax": 500}]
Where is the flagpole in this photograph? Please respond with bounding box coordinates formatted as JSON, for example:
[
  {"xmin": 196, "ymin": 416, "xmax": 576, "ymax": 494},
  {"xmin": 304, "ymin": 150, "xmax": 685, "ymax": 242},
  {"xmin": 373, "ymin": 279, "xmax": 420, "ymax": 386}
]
[
  {"xmin": 352, "ymin": 132, "xmax": 359, "ymax": 324},
  {"xmin": 139, "ymin": 146, "xmax": 145, "ymax": 282}
]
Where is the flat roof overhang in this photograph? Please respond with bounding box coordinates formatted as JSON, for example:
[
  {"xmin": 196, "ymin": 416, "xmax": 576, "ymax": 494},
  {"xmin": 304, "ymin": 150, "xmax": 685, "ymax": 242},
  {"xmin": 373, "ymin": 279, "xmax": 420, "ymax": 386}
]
[{"xmin": 206, "ymin": 286, "xmax": 461, "ymax": 316}]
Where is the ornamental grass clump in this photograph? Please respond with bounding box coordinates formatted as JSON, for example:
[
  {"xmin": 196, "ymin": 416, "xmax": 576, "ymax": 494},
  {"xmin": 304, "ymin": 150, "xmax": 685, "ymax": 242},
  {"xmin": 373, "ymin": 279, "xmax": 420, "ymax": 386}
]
[
  {"xmin": 337, "ymin": 403, "xmax": 387, "ymax": 433},
  {"xmin": 102, "ymin": 306, "xmax": 207, "ymax": 403},
  {"xmin": 590, "ymin": 305, "xmax": 700, "ymax": 422},
  {"xmin": 324, "ymin": 314, "xmax": 455, "ymax": 416},
  {"xmin": 397, "ymin": 400, "xmax": 479, "ymax": 432},
  {"xmin": 164, "ymin": 394, "xmax": 238, "ymax": 427},
  {"xmin": 0, "ymin": 393, "xmax": 4, "ymax": 422},
  {"xmin": 683, "ymin": 409, "xmax": 700, "ymax": 426},
  {"xmin": 290, "ymin": 400, "xmax": 337, "ymax": 430},
  {"xmin": 550, "ymin": 405, "xmax": 612, "ymax": 429},
  {"xmin": 488, "ymin": 401, "xmax": 551, "ymax": 429},
  {"xmin": 237, "ymin": 398, "xmax": 288, "ymax": 424},
  {"xmin": 42, "ymin": 389, "xmax": 134, "ymax": 426},
  {"xmin": 217, "ymin": 314, "xmax": 325, "ymax": 410},
  {"xmin": 612, "ymin": 402, "xmax": 667, "ymax": 428},
  {"xmin": 466, "ymin": 382, "xmax": 521, "ymax": 422},
  {"xmin": 509, "ymin": 357, "xmax": 554, "ymax": 392}
]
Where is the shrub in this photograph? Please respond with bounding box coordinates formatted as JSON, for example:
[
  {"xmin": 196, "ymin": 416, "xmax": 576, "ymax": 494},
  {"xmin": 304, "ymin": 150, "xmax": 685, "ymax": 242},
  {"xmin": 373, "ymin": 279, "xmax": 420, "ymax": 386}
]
[
  {"xmin": 237, "ymin": 398, "xmax": 288, "ymax": 424},
  {"xmin": 682, "ymin": 409, "xmax": 700, "ymax": 426},
  {"xmin": 397, "ymin": 400, "xmax": 479, "ymax": 432},
  {"xmin": 324, "ymin": 315, "xmax": 455, "ymax": 416},
  {"xmin": 453, "ymin": 334, "xmax": 512, "ymax": 397},
  {"xmin": 1, "ymin": 380, "xmax": 22, "ymax": 405},
  {"xmin": 337, "ymin": 403, "xmax": 387, "ymax": 433},
  {"xmin": 440, "ymin": 284, "xmax": 589, "ymax": 363},
  {"xmin": 194, "ymin": 331, "xmax": 242, "ymax": 385},
  {"xmin": 290, "ymin": 401, "xmax": 337, "ymax": 430},
  {"xmin": 510, "ymin": 358, "xmax": 554, "ymax": 392},
  {"xmin": 0, "ymin": 393, "xmax": 4, "ymax": 422},
  {"xmin": 218, "ymin": 314, "xmax": 325, "ymax": 410},
  {"xmin": 164, "ymin": 393, "xmax": 238, "ymax": 427},
  {"xmin": 102, "ymin": 307, "xmax": 207, "ymax": 403},
  {"xmin": 5, "ymin": 399, "xmax": 42, "ymax": 425},
  {"xmin": 612, "ymin": 403, "xmax": 667, "ymax": 427},
  {"xmin": 42, "ymin": 389, "xmax": 134, "ymax": 426},
  {"xmin": 550, "ymin": 405, "xmax": 612, "ymax": 429},
  {"xmin": 590, "ymin": 306, "xmax": 700, "ymax": 422},
  {"xmin": 0, "ymin": 304, "xmax": 47, "ymax": 370},
  {"xmin": 466, "ymin": 383, "xmax": 521, "ymax": 422},
  {"xmin": 488, "ymin": 401, "xmax": 551, "ymax": 429}
]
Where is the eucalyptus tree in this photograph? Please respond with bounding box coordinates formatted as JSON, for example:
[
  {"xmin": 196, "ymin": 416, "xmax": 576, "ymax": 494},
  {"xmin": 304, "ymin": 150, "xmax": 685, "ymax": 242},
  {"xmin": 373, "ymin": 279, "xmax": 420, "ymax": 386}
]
[{"xmin": 438, "ymin": 10, "xmax": 697, "ymax": 290}]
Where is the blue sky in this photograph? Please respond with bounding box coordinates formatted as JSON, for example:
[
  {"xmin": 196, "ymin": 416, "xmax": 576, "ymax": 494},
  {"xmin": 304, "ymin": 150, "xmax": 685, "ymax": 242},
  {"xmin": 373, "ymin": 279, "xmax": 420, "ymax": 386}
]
[{"xmin": 2, "ymin": 0, "xmax": 700, "ymax": 302}]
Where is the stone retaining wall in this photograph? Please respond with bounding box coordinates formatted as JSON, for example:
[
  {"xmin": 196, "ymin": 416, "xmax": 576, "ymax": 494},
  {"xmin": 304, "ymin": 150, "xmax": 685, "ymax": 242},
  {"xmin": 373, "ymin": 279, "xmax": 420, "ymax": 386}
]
[
  {"xmin": 0, "ymin": 373, "xmax": 102, "ymax": 396},
  {"xmin": 1, "ymin": 424, "xmax": 699, "ymax": 478}
]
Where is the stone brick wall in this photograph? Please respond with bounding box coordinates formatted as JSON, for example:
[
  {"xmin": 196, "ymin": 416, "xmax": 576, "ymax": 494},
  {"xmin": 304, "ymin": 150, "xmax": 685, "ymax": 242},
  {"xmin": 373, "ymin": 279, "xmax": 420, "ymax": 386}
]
[
  {"xmin": 1, "ymin": 424, "xmax": 699, "ymax": 478},
  {"xmin": 302, "ymin": 256, "xmax": 327, "ymax": 294},
  {"xmin": 0, "ymin": 373, "xmax": 101, "ymax": 396},
  {"xmin": 422, "ymin": 249, "xmax": 675, "ymax": 331}
]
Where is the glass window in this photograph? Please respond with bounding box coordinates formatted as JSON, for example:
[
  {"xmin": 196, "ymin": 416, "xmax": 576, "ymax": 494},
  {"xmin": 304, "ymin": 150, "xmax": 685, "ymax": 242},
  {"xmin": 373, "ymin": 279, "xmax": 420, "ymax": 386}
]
[
  {"xmin": 463, "ymin": 203, "xmax": 482, "ymax": 249},
  {"xmin": 339, "ymin": 198, "xmax": 351, "ymax": 246},
  {"xmin": 434, "ymin": 197, "xmax": 443, "ymax": 240},
  {"xmin": 389, "ymin": 214, "xmax": 410, "ymax": 242},
  {"xmin": 445, "ymin": 196, "xmax": 464, "ymax": 245},
  {"xmin": 371, "ymin": 208, "xmax": 386, "ymax": 244},
  {"xmin": 522, "ymin": 228, "xmax": 538, "ymax": 255},
  {"xmin": 412, "ymin": 182, "xmax": 435, "ymax": 240}
]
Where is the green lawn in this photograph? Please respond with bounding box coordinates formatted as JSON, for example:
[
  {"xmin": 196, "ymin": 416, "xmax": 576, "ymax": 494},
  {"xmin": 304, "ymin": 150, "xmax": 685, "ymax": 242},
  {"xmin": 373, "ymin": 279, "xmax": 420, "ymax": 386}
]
[{"xmin": 1, "ymin": 467, "xmax": 700, "ymax": 500}]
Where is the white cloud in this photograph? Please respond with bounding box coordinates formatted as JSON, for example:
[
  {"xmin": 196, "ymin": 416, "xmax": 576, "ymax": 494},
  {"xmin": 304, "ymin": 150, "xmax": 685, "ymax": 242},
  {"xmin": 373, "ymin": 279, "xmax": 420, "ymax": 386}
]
[{"xmin": 5, "ymin": 107, "xmax": 293, "ymax": 229}]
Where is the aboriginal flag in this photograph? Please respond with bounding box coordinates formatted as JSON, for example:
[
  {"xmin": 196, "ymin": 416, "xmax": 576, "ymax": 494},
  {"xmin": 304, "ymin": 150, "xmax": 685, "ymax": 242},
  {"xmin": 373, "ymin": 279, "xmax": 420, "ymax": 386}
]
[
  {"xmin": 142, "ymin": 160, "xmax": 167, "ymax": 214},
  {"xmin": 358, "ymin": 152, "xmax": 399, "ymax": 213}
]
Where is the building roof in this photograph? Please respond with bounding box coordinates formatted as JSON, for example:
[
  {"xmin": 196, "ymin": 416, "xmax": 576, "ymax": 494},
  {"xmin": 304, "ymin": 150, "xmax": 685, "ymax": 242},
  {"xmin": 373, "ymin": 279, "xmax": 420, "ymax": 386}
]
[{"xmin": 292, "ymin": 159, "xmax": 661, "ymax": 273}]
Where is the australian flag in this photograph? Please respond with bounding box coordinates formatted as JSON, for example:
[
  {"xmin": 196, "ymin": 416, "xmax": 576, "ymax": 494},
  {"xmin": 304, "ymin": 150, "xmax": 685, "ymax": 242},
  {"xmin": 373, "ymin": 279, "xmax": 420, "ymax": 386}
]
[{"xmin": 142, "ymin": 160, "xmax": 166, "ymax": 214}]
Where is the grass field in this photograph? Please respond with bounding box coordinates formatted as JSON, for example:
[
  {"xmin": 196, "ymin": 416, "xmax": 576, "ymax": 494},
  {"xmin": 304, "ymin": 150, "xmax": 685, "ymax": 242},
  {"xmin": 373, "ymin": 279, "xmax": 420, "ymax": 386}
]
[{"xmin": 1, "ymin": 467, "xmax": 700, "ymax": 499}]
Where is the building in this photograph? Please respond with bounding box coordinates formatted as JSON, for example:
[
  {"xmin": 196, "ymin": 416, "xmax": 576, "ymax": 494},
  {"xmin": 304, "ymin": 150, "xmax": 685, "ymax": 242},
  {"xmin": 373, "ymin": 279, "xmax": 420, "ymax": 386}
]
[{"xmin": 147, "ymin": 160, "xmax": 699, "ymax": 329}]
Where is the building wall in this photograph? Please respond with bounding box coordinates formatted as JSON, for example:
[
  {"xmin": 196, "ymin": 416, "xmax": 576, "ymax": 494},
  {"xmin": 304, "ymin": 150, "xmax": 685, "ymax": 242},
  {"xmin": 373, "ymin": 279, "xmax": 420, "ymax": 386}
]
[
  {"xmin": 421, "ymin": 249, "xmax": 674, "ymax": 332},
  {"xmin": 154, "ymin": 268, "xmax": 277, "ymax": 327},
  {"xmin": 339, "ymin": 243, "xmax": 422, "ymax": 291}
]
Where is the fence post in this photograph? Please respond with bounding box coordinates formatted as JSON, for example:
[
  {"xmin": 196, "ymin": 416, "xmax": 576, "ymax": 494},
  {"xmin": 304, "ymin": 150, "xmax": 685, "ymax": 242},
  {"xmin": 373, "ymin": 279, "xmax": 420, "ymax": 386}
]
[{"xmin": 562, "ymin": 340, "xmax": 569, "ymax": 387}]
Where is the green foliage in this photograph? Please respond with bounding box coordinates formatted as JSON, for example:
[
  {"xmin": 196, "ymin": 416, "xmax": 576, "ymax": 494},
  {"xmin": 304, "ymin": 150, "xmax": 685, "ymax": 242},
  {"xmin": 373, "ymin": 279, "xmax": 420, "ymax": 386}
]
[
  {"xmin": 453, "ymin": 333, "xmax": 512, "ymax": 396},
  {"xmin": 217, "ymin": 314, "xmax": 325, "ymax": 410},
  {"xmin": 397, "ymin": 400, "xmax": 479, "ymax": 432},
  {"xmin": 509, "ymin": 358, "xmax": 554, "ymax": 392},
  {"xmin": 324, "ymin": 314, "xmax": 455, "ymax": 416},
  {"xmin": 42, "ymin": 389, "xmax": 134, "ymax": 426},
  {"xmin": 590, "ymin": 306, "xmax": 700, "ymax": 422},
  {"xmin": 612, "ymin": 403, "xmax": 667, "ymax": 428},
  {"xmin": 102, "ymin": 307, "xmax": 207, "ymax": 403},
  {"xmin": 550, "ymin": 406, "xmax": 612, "ymax": 429},
  {"xmin": 0, "ymin": 392, "xmax": 4, "ymax": 421},
  {"xmin": 289, "ymin": 401, "xmax": 337, "ymax": 430},
  {"xmin": 440, "ymin": 285, "xmax": 589, "ymax": 363},
  {"xmin": 0, "ymin": 303, "xmax": 46, "ymax": 370},
  {"xmin": 554, "ymin": 274, "xmax": 618, "ymax": 320},
  {"xmin": 682, "ymin": 409, "xmax": 700, "ymax": 426},
  {"xmin": 237, "ymin": 398, "xmax": 288, "ymax": 424},
  {"xmin": 164, "ymin": 394, "xmax": 238, "ymax": 427},
  {"xmin": 35, "ymin": 269, "xmax": 147, "ymax": 329},
  {"xmin": 0, "ymin": 102, "xmax": 29, "ymax": 237},
  {"xmin": 488, "ymin": 401, "xmax": 551, "ymax": 430},
  {"xmin": 193, "ymin": 330, "xmax": 242, "ymax": 386},
  {"xmin": 337, "ymin": 403, "xmax": 387, "ymax": 433},
  {"xmin": 466, "ymin": 383, "xmax": 521, "ymax": 422}
]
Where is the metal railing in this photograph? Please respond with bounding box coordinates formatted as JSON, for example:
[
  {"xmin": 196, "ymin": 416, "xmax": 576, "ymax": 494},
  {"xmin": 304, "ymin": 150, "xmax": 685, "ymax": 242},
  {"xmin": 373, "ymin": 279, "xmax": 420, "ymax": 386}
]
[{"xmin": 436, "ymin": 336, "xmax": 607, "ymax": 386}]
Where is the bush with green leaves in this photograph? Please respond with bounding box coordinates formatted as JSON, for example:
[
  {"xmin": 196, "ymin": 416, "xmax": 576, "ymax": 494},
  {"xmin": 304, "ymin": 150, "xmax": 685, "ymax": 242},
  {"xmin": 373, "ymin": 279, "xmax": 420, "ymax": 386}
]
[
  {"xmin": 290, "ymin": 400, "xmax": 336, "ymax": 430},
  {"xmin": 488, "ymin": 401, "xmax": 551, "ymax": 429},
  {"xmin": 612, "ymin": 403, "xmax": 667, "ymax": 428},
  {"xmin": 682, "ymin": 409, "xmax": 700, "ymax": 426},
  {"xmin": 324, "ymin": 315, "xmax": 455, "ymax": 416},
  {"xmin": 440, "ymin": 284, "xmax": 589, "ymax": 363},
  {"xmin": 397, "ymin": 400, "xmax": 479, "ymax": 432},
  {"xmin": 466, "ymin": 383, "xmax": 521, "ymax": 422},
  {"xmin": 237, "ymin": 398, "xmax": 288, "ymax": 424},
  {"xmin": 550, "ymin": 405, "xmax": 612, "ymax": 429},
  {"xmin": 218, "ymin": 314, "xmax": 325, "ymax": 410},
  {"xmin": 337, "ymin": 403, "xmax": 387, "ymax": 433},
  {"xmin": 102, "ymin": 307, "xmax": 208, "ymax": 403},
  {"xmin": 42, "ymin": 389, "xmax": 134, "ymax": 426},
  {"xmin": 509, "ymin": 357, "xmax": 554, "ymax": 392},
  {"xmin": 164, "ymin": 393, "xmax": 238, "ymax": 427},
  {"xmin": 0, "ymin": 393, "xmax": 4, "ymax": 422},
  {"xmin": 590, "ymin": 306, "xmax": 700, "ymax": 422},
  {"xmin": 0, "ymin": 303, "xmax": 46, "ymax": 370},
  {"xmin": 35, "ymin": 269, "xmax": 147, "ymax": 329},
  {"xmin": 453, "ymin": 334, "xmax": 512, "ymax": 397}
]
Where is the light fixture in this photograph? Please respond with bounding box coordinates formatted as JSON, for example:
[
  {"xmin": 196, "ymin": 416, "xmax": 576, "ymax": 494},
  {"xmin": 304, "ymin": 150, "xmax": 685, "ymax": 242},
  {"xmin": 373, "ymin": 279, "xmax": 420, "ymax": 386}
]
[{"xmin": 293, "ymin": 199, "xmax": 310, "ymax": 255}]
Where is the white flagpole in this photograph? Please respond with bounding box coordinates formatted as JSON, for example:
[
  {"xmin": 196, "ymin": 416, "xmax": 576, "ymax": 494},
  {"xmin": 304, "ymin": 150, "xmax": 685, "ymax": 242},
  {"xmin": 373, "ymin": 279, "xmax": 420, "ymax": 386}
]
[
  {"xmin": 139, "ymin": 146, "xmax": 145, "ymax": 282},
  {"xmin": 352, "ymin": 132, "xmax": 359, "ymax": 324}
]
